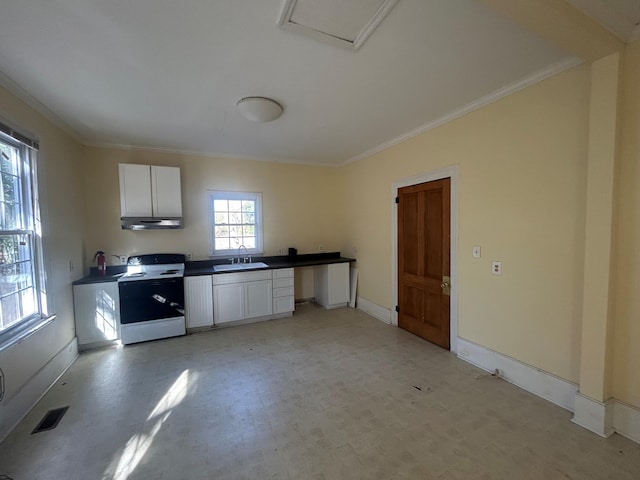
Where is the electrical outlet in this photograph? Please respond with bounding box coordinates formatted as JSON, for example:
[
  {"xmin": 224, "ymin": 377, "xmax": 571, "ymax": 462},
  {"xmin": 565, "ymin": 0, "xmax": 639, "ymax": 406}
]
[
  {"xmin": 318, "ymin": 245, "xmax": 325, "ymax": 252},
  {"xmin": 186, "ymin": 253, "xmax": 193, "ymax": 261},
  {"xmin": 69, "ymin": 260, "xmax": 74, "ymax": 272},
  {"xmin": 491, "ymin": 261, "xmax": 502, "ymax": 276},
  {"xmin": 276, "ymin": 248, "xmax": 284, "ymax": 255},
  {"xmin": 119, "ymin": 255, "xmax": 128, "ymax": 265}
]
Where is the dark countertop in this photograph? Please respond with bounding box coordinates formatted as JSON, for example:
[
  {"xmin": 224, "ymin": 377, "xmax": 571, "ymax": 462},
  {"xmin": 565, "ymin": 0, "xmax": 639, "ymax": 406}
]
[
  {"xmin": 185, "ymin": 252, "xmax": 355, "ymax": 277},
  {"xmin": 72, "ymin": 266, "xmax": 127, "ymax": 285},
  {"xmin": 73, "ymin": 252, "xmax": 355, "ymax": 285}
]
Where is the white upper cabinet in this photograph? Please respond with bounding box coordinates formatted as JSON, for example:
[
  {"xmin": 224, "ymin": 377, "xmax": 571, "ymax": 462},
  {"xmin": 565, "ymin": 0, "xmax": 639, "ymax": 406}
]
[
  {"xmin": 119, "ymin": 164, "xmax": 153, "ymax": 217},
  {"xmin": 151, "ymin": 166, "xmax": 182, "ymax": 217},
  {"xmin": 119, "ymin": 164, "xmax": 182, "ymax": 217}
]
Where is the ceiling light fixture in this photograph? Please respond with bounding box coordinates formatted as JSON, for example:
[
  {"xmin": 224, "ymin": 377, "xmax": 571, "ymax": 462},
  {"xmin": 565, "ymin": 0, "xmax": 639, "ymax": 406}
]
[{"xmin": 236, "ymin": 97, "xmax": 284, "ymax": 122}]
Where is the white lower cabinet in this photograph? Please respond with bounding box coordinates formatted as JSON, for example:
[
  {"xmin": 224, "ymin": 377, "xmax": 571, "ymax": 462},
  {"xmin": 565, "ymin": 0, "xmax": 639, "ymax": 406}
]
[
  {"xmin": 246, "ymin": 279, "xmax": 273, "ymax": 319},
  {"xmin": 187, "ymin": 266, "xmax": 301, "ymax": 327},
  {"xmin": 314, "ymin": 262, "xmax": 350, "ymax": 309},
  {"xmin": 213, "ymin": 282, "xmax": 245, "ymax": 324},
  {"xmin": 212, "ymin": 270, "xmax": 273, "ymax": 325},
  {"xmin": 185, "ymin": 275, "xmax": 214, "ymax": 329},
  {"xmin": 274, "ymin": 295, "xmax": 295, "ymax": 314},
  {"xmin": 73, "ymin": 281, "xmax": 120, "ymax": 348}
]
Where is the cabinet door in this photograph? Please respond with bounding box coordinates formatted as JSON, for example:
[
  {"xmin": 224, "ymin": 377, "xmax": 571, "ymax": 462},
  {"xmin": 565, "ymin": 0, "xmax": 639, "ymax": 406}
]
[
  {"xmin": 185, "ymin": 276, "xmax": 213, "ymax": 328},
  {"xmin": 119, "ymin": 164, "xmax": 152, "ymax": 217},
  {"xmin": 213, "ymin": 283, "xmax": 244, "ymax": 324},
  {"xmin": 314, "ymin": 263, "xmax": 350, "ymax": 309},
  {"xmin": 245, "ymin": 279, "xmax": 273, "ymax": 319},
  {"xmin": 273, "ymin": 296, "xmax": 294, "ymax": 315},
  {"xmin": 73, "ymin": 282, "xmax": 120, "ymax": 346},
  {"xmin": 328, "ymin": 263, "xmax": 350, "ymax": 305},
  {"xmin": 151, "ymin": 166, "xmax": 182, "ymax": 217}
]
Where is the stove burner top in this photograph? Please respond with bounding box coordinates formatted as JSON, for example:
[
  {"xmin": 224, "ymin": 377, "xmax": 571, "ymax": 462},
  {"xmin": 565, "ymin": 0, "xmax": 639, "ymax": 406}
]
[{"xmin": 118, "ymin": 260, "xmax": 185, "ymax": 282}]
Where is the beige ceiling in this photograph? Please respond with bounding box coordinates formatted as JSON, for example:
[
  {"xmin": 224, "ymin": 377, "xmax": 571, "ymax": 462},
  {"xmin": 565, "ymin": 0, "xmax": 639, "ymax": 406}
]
[{"xmin": 0, "ymin": 0, "xmax": 611, "ymax": 165}]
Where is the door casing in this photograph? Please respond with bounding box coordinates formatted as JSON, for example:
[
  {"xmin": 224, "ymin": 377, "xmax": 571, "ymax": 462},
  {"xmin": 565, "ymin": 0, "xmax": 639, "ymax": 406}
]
[{"xmin": 391, "ymin": 165, "xmax": 459, "ymax": 354}]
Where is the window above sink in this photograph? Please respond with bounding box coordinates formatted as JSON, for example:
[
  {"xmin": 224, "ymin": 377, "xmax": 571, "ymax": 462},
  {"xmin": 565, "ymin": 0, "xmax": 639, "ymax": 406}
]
[{"xmin": 208, "ymin": 191, "xmax": 263, "ymax": 257}]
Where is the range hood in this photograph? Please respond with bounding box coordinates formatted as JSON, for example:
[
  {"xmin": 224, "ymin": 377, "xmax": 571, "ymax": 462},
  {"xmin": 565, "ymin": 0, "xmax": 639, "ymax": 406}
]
[{"xmin": 121, "ymin": 217, "xmax": 183, "ymax": 230}]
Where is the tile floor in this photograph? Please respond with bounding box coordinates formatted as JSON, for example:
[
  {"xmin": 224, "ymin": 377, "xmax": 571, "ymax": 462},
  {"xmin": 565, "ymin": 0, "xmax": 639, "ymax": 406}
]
[{"xmin": 1, "ymin": 304, "xmax": 639, "ymax": 479}]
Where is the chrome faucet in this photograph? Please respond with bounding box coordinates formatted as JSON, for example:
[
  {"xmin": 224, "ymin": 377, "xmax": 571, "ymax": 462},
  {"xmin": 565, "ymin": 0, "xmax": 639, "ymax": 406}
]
[{"xmin": 237, "ymin": 245, "xmax": 248, "ymax": 264}]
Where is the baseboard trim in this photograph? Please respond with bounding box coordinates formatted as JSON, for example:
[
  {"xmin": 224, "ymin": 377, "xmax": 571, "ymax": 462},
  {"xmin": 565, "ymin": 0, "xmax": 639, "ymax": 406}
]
[
  {"xmin": 0, "ymin": 337, "xmax": 78, "ymax": 442},
  {"xmin": 456, "ymin": 337, "xmax": 578, "ymax": 412},
  {"xmin": 613, "ymin": 400, "xmax": 640, "ymax": 444},
  {"xmin": 572, "ymin": 392, "xmax": 614, "ymax": 438},
  {"xmin": 357, "ymin": 296, "xmax": 391, "ymax": 324}
]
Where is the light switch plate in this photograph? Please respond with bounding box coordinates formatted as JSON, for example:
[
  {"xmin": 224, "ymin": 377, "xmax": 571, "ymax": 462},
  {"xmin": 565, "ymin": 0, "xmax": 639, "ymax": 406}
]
[
  {"xmin": 472, "ymin": 246, "xmax": 481, "ymax": 258},
  {"xmin": 491, "ymin": 261, "xmax": 502, "ymax": 276}
]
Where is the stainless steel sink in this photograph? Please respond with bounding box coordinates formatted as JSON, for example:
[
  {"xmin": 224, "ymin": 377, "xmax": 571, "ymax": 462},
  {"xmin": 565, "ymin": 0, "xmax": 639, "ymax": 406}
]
[{"xmin": 213, "ymin": 262, "xmax": 269, "ymax": 272}]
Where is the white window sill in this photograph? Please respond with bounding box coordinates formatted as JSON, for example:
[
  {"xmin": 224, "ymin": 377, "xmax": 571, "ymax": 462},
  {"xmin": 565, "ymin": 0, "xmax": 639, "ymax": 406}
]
[{"xmin": 0, "ymin": 315, "xmax": 56, "ymax": 353}]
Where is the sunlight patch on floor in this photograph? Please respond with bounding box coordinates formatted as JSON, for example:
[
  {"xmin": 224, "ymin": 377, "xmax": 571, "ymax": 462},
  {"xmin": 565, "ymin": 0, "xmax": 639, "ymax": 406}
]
[{"xmin": 102, "ymin": 369, "xmax": 197, "ymax": 480}]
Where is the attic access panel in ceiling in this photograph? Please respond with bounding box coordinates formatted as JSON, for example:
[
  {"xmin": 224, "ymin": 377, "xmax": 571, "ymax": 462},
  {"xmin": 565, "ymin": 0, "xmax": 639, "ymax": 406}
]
[{"xmin": 277, "ymin": 0, "xmax": 399, "ymax": 50}]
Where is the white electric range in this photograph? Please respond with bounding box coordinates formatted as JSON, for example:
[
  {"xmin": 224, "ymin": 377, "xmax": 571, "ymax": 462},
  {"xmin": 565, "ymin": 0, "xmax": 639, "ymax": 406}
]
[{"xmin": 117, "ymin": 254, "xmax": 186, "ymax": 345}]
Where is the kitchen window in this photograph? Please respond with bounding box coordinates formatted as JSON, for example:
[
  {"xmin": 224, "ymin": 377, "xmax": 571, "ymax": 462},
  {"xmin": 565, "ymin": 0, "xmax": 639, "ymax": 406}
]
[
  {"xmin": 0, "ymin": 122, "xmax": 49, "ymax": 347},
  {"xmin": 209, "ymin": 191, "xmax": 263, "ymax": 256}
]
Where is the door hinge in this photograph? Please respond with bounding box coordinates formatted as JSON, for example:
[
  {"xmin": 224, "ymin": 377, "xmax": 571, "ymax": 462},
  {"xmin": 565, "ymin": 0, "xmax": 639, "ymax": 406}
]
[
  {"xmin": 395, "ymin": 305, "xmax": 400, "ymax": 313},
  {"xmin": 395, "ymin": 197, "xmax": 399, "ymax": 204}
]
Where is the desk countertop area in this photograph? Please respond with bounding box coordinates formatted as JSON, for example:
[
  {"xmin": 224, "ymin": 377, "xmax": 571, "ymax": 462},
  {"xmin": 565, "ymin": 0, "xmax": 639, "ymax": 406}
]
[{"xmin": 185, "ymin": 252, "xmax": 355, "ymax": 277}]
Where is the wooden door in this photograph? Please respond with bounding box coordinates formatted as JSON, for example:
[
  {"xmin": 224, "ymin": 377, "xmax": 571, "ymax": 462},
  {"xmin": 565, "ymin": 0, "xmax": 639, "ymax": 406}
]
[{"xmin": 398, "ymin": 178, "xmax": 451, "ymax": 349}]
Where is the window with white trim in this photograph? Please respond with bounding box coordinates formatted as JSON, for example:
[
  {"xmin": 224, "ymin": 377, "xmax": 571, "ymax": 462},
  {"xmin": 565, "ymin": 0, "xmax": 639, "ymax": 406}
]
[
  {"xmin": 0, "ymin": 125, "xmax": 48, "ymax": 340},
  {"xmin": 209, "ymin": 191, "xmax": 263, "ymax": 256}
]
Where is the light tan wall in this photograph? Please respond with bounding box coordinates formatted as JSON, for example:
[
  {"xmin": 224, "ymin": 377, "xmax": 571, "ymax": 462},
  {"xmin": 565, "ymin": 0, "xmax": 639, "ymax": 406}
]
[
  {"xmin": 578, "ymin": 53, "xmax": 620, "ymax": 402},
  {"xmin": 81, "ymin": 147, "xmax": 343, "ymax": 297},
  {"xmin": 0, "ymin": 86, "xmax": 85, "ymax": 434},
  {"xmin": 612, "ymin": 39, "xmax": 640, "ymax": 407},
  {"xmin": 481, "ymin": 0, "xmax": 623, "ymax": 62},
  {"xmin": 341, "ymin": 65, "xmax": 590, "ymax": 383}
]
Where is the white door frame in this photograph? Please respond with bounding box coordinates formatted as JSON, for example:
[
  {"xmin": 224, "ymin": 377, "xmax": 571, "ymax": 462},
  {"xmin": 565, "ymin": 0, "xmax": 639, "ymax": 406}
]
[{"xmin": 391, "ymin": 165, "xmax": 459, "ymax": 354}]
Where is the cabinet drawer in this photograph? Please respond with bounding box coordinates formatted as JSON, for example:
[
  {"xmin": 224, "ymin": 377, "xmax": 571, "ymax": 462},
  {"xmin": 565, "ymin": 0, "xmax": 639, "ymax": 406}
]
[
  {"xmin": 274, "ymin": 296, "xmax": 294, "ymax": 314},
  {"xmin": 273, "ymin": 286, "xmax": 294, "ymax": 298},
  {"xmin": 273, "ymin": 277, "xmax": 294, "ymax": 288},
  {"xmin": 212, "ymin": 270, "xmax": 272, "ymax": 285},
  {"xmin": 272, "ymin": 268, "xmax": 294, "ymax": 279}
]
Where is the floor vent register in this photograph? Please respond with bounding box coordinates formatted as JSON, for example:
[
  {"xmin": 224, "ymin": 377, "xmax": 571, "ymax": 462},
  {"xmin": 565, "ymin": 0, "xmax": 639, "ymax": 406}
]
[{"xmin": 31, "ymin": 406, "xmax": 69, "ymax": 434}]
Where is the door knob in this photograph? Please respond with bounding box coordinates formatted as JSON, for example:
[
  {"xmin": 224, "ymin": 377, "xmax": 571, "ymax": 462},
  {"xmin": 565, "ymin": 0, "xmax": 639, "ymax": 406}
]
[{"xmin": 441, "ymin": 281, "xmax": 450, "ymax": 289}]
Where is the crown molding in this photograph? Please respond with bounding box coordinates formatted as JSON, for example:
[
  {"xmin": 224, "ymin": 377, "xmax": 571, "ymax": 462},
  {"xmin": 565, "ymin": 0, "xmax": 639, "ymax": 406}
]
[
  {"xmin": 0, "ymin": 70, "xmax": 83, "ymax": 144},
  {"xmin": 342, "ymin": 57, "xmax": 583, "ymax": 166},
  {"xmin": 83, "ymin": 141, "xmax": 339, "ymax": 168}
]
